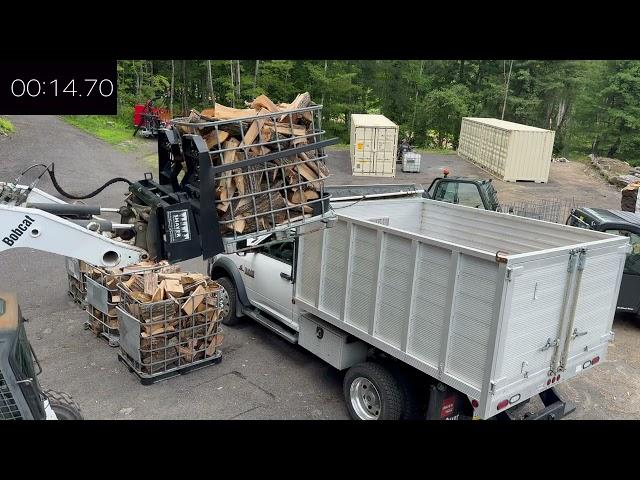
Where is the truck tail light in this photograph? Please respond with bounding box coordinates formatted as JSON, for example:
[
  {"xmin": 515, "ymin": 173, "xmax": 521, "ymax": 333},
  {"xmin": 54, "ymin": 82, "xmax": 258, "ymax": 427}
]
[
  {"xmin": 592, "ymin": 356, "xmax": 600, "ymax": 365},
  {"xmin": 497, "ymin": 399, "xmax": 509, "ymax": 410},
  {"xmin": 471, "ymin": 399, "xmax": 479, "ymax": 408}
]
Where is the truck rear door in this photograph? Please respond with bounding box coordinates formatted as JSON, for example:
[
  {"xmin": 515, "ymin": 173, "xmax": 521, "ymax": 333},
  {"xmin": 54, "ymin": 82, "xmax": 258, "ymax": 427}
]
[{"xmin": 488, "ymin": 242, "xmax": 625, "ymax": 416}]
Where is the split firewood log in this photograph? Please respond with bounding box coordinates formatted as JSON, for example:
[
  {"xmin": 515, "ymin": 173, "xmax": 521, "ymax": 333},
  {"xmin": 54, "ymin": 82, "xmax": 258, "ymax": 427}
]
[
  {"xmin": 202, "ymin": 130, "xmax": 230, "ymax": 150},
  {"xmin": 250, "ymin": 94, "xmax": 279, "ymax": 113},
  {"xmin": 278, "ymin": 92, "xmax": 311, "ymax": 122}
]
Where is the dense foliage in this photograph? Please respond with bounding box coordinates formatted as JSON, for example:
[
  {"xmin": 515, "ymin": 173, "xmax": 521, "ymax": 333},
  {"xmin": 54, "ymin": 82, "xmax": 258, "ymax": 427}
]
[{"xmin": 117, "ymin": 60, "xmax": 640, "ymax": 165}]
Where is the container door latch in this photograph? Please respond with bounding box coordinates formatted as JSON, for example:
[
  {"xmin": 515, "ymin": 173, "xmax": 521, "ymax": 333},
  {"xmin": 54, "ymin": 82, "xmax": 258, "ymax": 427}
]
[{"xmin": 540, "ymin": 337, "xmax": 559, "ymax": 352}]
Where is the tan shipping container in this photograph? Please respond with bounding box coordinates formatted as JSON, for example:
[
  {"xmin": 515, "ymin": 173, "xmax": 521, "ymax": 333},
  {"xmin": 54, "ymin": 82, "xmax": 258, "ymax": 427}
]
[
  {"xmin": 457, "ymin": 117, "xmax": 556, "ymax": 183},
  {"xmin": 350, "ymin": 114, "xmax": 398, "ymax": 177}
]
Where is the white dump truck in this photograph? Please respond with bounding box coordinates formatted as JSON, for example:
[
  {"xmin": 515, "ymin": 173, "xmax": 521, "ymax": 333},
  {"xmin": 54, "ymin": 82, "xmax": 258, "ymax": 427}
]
[{"xmin": 209, "ymin": 197, "xmax": 629, "ymax": 420}]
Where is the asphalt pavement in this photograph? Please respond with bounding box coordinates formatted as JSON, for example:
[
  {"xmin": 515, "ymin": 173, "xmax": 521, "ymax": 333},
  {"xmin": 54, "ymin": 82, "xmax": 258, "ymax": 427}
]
[
  {"xmin": 0, "ymin": 115, "xmax": 347, "ymax": 419},
  {"xmin": 1, "ymin": 115, "xmax": 638, "ymax": 420}
]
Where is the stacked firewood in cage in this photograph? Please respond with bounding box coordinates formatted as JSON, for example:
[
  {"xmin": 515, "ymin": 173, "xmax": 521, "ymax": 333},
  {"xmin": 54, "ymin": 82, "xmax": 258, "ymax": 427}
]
[
  {"xmin": 117, "ymin": 270, "xmax": 224, "ymax": 376},
  {"xmin": 83, "ymin": 260, "xmax": 180, "ymax": 339},
  {"xmin": 174, "ymin": 92, "xmax": 331, "ymax": 236}
]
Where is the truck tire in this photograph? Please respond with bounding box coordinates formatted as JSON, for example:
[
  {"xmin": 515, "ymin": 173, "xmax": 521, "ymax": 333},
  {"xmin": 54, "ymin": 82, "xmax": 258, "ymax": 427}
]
[
  {"xmin": 390, "ymin": 364, "xmax": 427, "ymax": 420},
  {"xmin": 216, "ymin": 277, "xmax": 241, "ymax": 326},
  {"xmin": 343, "ymin": 362, "xmax": 404, "ymax": 420},
  {"xmin": 44, "ymin": 389, "xmax": 83, "ymax": 420}
]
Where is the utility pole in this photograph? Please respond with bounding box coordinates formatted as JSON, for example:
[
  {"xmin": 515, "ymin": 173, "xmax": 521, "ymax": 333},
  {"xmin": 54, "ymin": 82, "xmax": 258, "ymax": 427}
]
[
  {"xmin": 254, "ymin": 60, "xmax": 260, "ymax": 91},
  {"xmin": 236, "ymin": 60, "xmax": 241, "ymax": 102},
  {"xmin": 321, "ymin": 60, "xmax": 328, "ymax": 106},
  {"xmin": 229, "ymin": 60, "xmax": 235, "ymax": 107},
  {"xmin": 170, "ymin": 60, "xmax": 175, "ymax": 117},
  {"xmin": 207, "ymin": 60, "xmax": 215, "ymax": 104},
  {"xmin": 501, "ymin": 60, "xmax": 514, "ymax": 120},
  {"xmin": 411, "ymin": 60, "xmax": 425, "ymax": 134}
]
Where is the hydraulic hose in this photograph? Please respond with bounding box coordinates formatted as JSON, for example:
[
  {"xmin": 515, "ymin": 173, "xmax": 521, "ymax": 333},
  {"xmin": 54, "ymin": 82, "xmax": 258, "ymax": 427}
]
[{"xmin": 46, "ymin": 163, "xmax": 132, "ymax": 200}]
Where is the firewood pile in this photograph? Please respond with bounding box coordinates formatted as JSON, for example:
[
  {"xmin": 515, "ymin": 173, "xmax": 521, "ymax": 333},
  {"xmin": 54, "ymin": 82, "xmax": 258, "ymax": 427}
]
[
  {"xmin": 172, "ymin": 92, "xmax": 331, "ymax": 238},
  {"xmin": 83, "ymin": 260, "xmax": 181, "ymax": 345},
  {"xmin": 116, "ymin": 269, "xmax": 223, "ymax": 379}
]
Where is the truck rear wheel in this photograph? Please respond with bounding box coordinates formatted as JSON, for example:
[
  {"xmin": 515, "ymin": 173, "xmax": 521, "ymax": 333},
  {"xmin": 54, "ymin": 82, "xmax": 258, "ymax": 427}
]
[
  {"xmin": 44, "ymin": 389, "xmax": 83, "ymax": 420},
  {"xmin": 343, "ymin": 362, "xmax": 404, "ymax": 420},
  {"xmin": 216, "ymin": 277, "xmax": 241, "ymax": 326}
]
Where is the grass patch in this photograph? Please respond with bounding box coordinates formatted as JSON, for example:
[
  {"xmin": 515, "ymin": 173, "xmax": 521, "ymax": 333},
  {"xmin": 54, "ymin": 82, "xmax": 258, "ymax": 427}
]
[
  {"xmin": 0, "ymin": 117, "xmax": 15, "ymax": 135},
  {"xmin": 142, "ymin": 152, "xmax": 158, "ymax": 169},
  {"xmin": 62, "ymin": 115, "xmax": 144, "ymax": 151},
  {"xmin": 327, "ymin": 143, "xmax": 350, "ymax": 151}
]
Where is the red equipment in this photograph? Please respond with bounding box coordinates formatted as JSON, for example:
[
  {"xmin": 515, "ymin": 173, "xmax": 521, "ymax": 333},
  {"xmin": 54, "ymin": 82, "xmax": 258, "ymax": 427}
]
[{"xmin": 133, "ymin": 99, "xmax": 171, "ymax": 138}]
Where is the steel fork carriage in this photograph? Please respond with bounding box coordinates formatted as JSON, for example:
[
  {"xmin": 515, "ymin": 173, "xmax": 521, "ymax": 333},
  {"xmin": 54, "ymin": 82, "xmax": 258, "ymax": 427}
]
[
  {"xmin": 143, "ymin": 104, "xmax": 338, "ymax": 260},
  {"xmin": 84, "ymin": 263, "xmax": 180, "ymax": 348},
  {"xmin": 116, "ymin": 280, "xmax": 223, "ymax": 384}
]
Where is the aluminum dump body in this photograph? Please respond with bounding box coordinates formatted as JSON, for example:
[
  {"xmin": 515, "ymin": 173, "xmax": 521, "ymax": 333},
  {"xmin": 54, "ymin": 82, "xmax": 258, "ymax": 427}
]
[{"xmin": 295, "ymin": 198, "xmax": 628, "ymax": 419}]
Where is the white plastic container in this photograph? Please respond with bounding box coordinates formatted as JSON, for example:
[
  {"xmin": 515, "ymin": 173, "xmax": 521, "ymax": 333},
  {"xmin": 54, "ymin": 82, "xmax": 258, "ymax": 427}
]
[
  {"xmin": 402, "ymin": 152, "xmax": 421, "ymax": 173},
  {"xmin": 350, "ymin": 114, "xmax": 398, "ymax": 177},
  {"xmin": 457, "ymin": 117, "xmax": 555, "ymax": 183}
]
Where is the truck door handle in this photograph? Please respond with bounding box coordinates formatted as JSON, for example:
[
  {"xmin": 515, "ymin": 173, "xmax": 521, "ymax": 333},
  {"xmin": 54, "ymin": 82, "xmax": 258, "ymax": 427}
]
[{"xmin": 280, "ymin": 272, "xmax": 292, "ymax": 281}]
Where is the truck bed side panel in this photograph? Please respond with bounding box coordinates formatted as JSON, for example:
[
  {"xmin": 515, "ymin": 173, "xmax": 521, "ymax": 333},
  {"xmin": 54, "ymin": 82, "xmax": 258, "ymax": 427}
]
[
  {"xmin": 446, "ymin": 255, "xmax": 499, "ymax": 388},
  {"xmin": 406, "ymin": 244, "xmax": 451, "ymax": 366}
]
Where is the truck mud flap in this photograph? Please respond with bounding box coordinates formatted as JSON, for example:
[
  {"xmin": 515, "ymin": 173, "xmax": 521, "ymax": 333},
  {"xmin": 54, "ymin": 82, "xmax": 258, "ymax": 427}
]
[{"xmin": 425, "ymin": 383, "xmax": 471, "ymax": 420}]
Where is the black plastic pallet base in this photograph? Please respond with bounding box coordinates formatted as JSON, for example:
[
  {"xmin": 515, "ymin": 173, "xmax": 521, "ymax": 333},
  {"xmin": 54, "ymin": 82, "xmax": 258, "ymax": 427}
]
[{"xmin": 117, "ymin": 351, "xmax": 223, "ymax": 385}]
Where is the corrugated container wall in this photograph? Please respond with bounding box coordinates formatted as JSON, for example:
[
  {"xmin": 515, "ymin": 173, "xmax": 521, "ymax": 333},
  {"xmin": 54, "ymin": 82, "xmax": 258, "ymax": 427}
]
[
  {"xmin": 457, "ymin": 118, "xmax": 556, "ymax": 183},
  {"xmin": 350, "ymin": 114, "xmax": 398, "ymax": 177}
]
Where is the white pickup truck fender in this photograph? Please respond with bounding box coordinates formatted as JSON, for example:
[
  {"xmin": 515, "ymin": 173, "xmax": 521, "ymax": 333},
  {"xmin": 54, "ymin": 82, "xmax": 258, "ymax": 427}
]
[{"xmin": 209, "ymin": 255, "xmax": 252, "ymax": 310}]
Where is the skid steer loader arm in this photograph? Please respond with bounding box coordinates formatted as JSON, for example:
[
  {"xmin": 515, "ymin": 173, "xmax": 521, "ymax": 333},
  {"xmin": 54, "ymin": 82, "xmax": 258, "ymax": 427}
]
[
  {"xmin": 0, "ymin": 183, "xmax": 149, "ymax": 268},
  {"xmin": 0, "ymin": 204, "xmax": 149, "ymax": 267}
]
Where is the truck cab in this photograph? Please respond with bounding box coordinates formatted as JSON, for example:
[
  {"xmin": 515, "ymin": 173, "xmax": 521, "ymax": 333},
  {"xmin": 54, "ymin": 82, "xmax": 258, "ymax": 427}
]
[
  {"xmin": 424, "ymin": 176, "xmax": 500, "ymax": 211},
  {"xmin": 567, "ymin": 207, "xmax": 640, "ymax": 317}
]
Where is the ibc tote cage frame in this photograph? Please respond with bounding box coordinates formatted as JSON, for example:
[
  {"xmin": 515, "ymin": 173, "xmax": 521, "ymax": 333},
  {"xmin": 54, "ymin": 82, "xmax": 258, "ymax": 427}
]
[{"xmin": 134, "ymin": 105, "xmax": 338, "ymax": 262}]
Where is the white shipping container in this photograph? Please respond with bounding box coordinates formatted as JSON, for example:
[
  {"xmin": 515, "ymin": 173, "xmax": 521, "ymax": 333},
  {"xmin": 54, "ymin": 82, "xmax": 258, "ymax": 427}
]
[
  {"xmin": 350, "ymin": 114, "xmax": 398, "ymax": 177},
  {"xmin": 296, "ymin": 198, "xmax": 628, "ymax": 419},
  {"xmin": 457, "ymin": 117, "xmax": 556, "ymax": 183}
]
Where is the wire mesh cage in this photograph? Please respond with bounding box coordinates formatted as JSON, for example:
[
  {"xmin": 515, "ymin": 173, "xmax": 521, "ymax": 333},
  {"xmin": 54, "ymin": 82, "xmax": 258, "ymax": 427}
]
[
  {"xmin": 84, "ymin": 262, "xmax": 181, "ymax": 347},
  {"xmin": 65, "ymin": 257, "xmax": 87, "ymax": 306},
  {"xmin": 498, "ymin": 197, "xmax": 591, "ymax": 224},
  {"xmin": 169, "ymin": 104, "xmax": 336, "ymax": 250},
  {"xmin": 116, "ymin": 278, "xmax": 223, "ymax": 384},
  {"xmin": 0, "ymin": 370, "xmax": 22, "ymax": 420}
]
